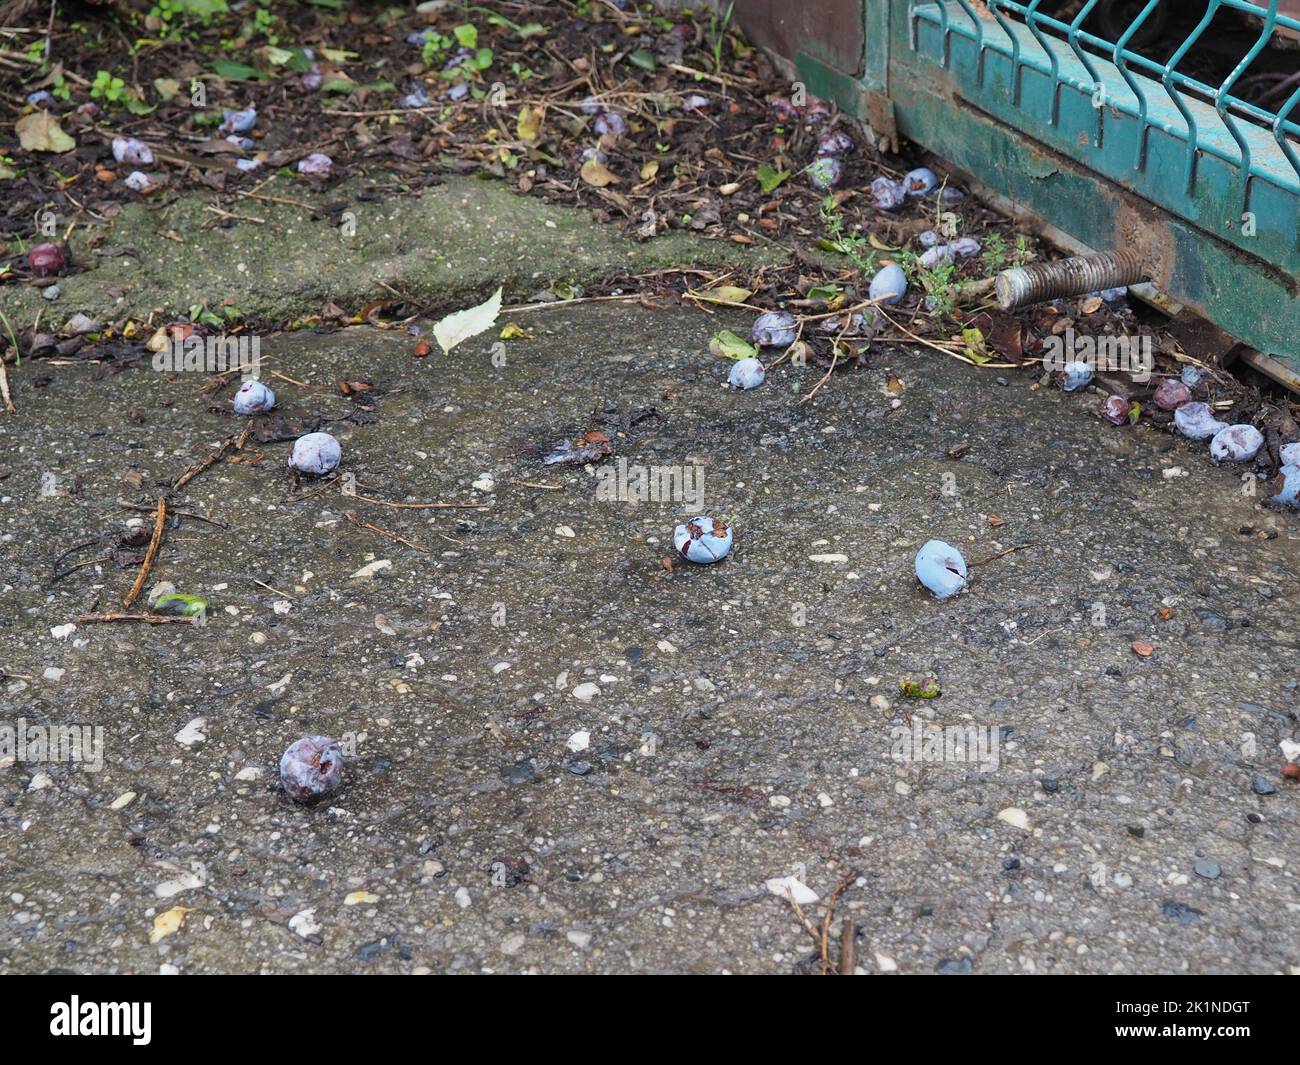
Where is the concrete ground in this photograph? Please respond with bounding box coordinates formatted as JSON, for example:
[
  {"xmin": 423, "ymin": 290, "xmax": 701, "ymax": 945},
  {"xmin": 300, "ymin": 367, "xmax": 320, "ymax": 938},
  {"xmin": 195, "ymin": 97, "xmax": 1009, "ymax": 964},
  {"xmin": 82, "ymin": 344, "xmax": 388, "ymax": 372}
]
[{"xmin": 1, "ymin": 300, "xmax": 1298, "ymax": 974}]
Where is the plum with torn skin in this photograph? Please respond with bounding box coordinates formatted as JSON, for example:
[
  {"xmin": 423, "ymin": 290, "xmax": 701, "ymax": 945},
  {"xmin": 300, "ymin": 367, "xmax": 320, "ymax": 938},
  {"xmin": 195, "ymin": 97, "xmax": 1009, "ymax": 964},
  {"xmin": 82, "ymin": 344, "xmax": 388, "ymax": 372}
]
[
  {"xmin": 1210, "ymin": 424, "xmax": 1263, "ymax": 463},
  {"xmin": 915, "ymin": 539, "xmax": 967, "ymax": 600},
  {"xmin": 279, "ymin": 736, "xmax": 344, "ymax": 803},
  {"xmin": 674, "ymin": 516, "xmax": 733, "ymax": 564}
]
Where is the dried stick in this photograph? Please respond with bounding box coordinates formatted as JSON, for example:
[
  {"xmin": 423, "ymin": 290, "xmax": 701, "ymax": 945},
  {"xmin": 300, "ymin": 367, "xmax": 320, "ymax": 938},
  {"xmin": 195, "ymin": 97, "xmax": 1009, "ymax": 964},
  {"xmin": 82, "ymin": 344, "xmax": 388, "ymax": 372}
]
[{"xmin": 121, "ymin": 497, "xmax": 165, "ymax": 610}]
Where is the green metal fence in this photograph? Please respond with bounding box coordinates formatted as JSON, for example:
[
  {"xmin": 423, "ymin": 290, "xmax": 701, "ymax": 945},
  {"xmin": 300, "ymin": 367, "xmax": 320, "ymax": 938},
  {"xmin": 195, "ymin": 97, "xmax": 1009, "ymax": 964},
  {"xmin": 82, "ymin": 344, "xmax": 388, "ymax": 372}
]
[{"xmin": 792, "ymin": 1, "xmax": 1300, "ymax": 385}]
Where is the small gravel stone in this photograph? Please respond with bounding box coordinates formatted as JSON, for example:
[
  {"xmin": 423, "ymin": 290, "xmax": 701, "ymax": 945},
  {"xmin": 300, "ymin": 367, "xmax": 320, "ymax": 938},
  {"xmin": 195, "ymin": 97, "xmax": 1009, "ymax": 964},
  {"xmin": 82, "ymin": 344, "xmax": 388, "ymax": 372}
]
[
  {"xmin": 1193, "ymin": 859, "xmax": 1221, "ymax": 880},
  {"xmin": 1251, "ymin": 774, "xmax": 1276, "ymax": 795},
  {"xmin": 1161, "ymin": 900, "xmax": 1203, "ymax": 926},
  {"xmin": 502, "ymin": 760, "xmax": 535, "ymax": 784}
]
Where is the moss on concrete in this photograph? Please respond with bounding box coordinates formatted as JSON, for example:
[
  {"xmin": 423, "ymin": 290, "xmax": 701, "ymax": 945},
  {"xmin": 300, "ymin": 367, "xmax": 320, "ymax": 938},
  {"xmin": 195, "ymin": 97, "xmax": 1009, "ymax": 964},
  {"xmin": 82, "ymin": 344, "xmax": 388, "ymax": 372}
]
[{"xmin": 9, "ymin": 175, "xmax": 784, "ymax": 329}]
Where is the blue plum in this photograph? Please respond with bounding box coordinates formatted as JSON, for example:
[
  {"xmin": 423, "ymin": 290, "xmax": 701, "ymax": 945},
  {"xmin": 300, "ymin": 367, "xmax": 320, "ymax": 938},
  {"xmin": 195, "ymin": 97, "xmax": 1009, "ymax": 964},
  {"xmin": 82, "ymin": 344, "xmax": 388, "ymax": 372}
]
[
  {"xmin": 279, "ymin": 736, "xmax": 344, "ymax": 803},
  {"xmin": 1173, "ymin": 402, "xmax": 1226, "ymax": 441},
  {"xmin": 728, "ymin": 357, "xmax": 766, "ymax": 390},
  {"xmin": 232, "ymin": 380, "xmax": 275, "ymax": 415},
  {"xmin": 869, "ymin": 264, "xmax": 907, "ymax": 305},
  {"xmin": 288, "ymin": 432, "xmax": 342, "ymax": 475},
  {"xmin": 674, "ymin": 516, "xmax": 733, "ymax": 564},
  {"xmin": 752, "ymin": 311, "xmax": 798, "ymax": 348},
  {"xmin": 915, "ymin": 540, "xmax": 967, "ymax": 600},
  {"xmin": 1210, "ymin": 424, "xmax": 1264, "ymax": 463}
]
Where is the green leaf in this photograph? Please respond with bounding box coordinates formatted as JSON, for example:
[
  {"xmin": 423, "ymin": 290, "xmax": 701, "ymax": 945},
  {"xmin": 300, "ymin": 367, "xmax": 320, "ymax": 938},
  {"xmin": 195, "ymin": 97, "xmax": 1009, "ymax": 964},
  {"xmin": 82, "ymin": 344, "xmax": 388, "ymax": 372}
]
[
  {"xmin": 320, "ymin": 47, "xmax": 358, "ymax": 62},
  {"xmin": 755, "ymin": 163, "xmax": 790, "ymax": 194},
  {"xmin": 212, "ymin": 60, "xmax": 259, "ymax": 80},
  {"xmin": 806, "ymin": 284, "xmax": 840, "ymax": 301},
  {"xmin": 961, "ymin": 327, "xmax": 991, "ymax": 364},
  {"xmin": 708, "ymin": 329, "xmax": 758, "ymax": 361},
  {"xmin": 627, "ymin": 48, "xmax": 656, "ymax": 71},
  {"xmin": 152, "ymin": 593, "xmax": 209, "ymax": 619},
  {"xmin": 433, "ymin": 286, "xmax": 503, "ymax": 354},
  {"xmin": 453, "ymin": 24, "xmax": 478, "ymax": 48},
  {"xmin": 900, "ymin": 677, "xmax": 942, "ymax": 699}
]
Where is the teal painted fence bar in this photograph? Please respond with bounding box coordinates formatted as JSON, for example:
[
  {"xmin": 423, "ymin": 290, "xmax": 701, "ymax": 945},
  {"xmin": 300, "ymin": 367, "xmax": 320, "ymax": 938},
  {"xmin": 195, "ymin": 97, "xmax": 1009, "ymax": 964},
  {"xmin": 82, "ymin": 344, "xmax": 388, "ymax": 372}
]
[{"xmin": 793, "ymin": 0, "xmax": 1300, "ymax": 382}]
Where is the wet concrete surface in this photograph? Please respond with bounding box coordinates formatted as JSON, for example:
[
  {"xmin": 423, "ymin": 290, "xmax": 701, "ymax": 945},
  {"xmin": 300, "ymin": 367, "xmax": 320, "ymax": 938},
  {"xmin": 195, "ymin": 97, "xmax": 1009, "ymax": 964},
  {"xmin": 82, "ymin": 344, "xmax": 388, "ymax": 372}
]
[{"xmin": 1, "ymin": 302, "xmax": 1298, "ymax": 974}]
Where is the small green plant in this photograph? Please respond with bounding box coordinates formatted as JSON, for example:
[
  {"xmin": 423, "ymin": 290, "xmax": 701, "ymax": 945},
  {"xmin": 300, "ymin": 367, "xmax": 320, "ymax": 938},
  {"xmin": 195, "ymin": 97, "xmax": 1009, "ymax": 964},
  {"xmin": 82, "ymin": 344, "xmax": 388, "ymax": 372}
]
[
  {"xmin": 1012, "ymin": 234, "xmax": 1035, "ymax": 267},
  {"xmin": 421, "ymin": 31, "xmax": 453, "ymax": 66},
  {"xmin": 244, "ymin": 4, "xmax": 279, "ymax": 45},
  {"xmin": 909, "ymin": 253, "xmax": 960, "ymax": 320},
  {"xmin": 707, "ymin": 2, "xmax": 735, "ymax": 75},
  {"xmin": 91, "ymin": 70, "xmax": 128, "ymax": 105},
  {"xmin": 818, "ymin": 195, "xmax": 877, "ymax": 276},
  {"xmin": 981, "ymin": 231, "xmax": 1008, "ymax": 273}
]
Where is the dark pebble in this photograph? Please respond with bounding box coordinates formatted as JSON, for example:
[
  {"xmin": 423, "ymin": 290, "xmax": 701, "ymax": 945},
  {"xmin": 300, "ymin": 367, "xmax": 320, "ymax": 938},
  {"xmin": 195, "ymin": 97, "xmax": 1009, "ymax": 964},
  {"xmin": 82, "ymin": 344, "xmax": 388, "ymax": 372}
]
[
  {"xmin": 1193, "ymin": 859, "xmax": 1221, "ymax": 880},
  {"xmin": 1193, "ymin": 607, "xmax": 1230, "ymax": 632},
  {"xmin": 502, "ymin": 760, "xmax": 536, "ymax": 784},
  {"xmin": 1002, "ymin": 858, "xmax": 1020, "ymax": 871},
  {"xmin": 1161, "ymin": 900, "xmax": 1203, "ymax": 926},
  {"xmin": 1251, "ymin": 774, "xmax": 1277, "ymax": 796},
  {"xmin": 936, "ymin": 957, "xmax": 973, "ymax": 974},
  {"xmin": 568, "ymin": 761, "xmax": 592, "ymax": 776}
]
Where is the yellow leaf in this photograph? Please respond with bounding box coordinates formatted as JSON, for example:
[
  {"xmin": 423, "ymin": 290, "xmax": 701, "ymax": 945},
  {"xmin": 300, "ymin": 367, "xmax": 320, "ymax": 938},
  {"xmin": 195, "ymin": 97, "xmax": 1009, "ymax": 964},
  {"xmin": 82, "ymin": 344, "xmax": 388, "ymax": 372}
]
[
  {"xmin": 688, "ymin": 285, "xmax": 752, "ymax": 306},
  {"xmin": 149, "ymin": 906, "xmax": 193, "ymax": 944},
  {"xmin": 868, "ymin": 233, "xmax": 899, "ymax": 251},
  {"xmin": 516, "ymin": 105, "xmax": 544, "ymax": 146},
  {"xmin": 16, "ymin": 111, "xmax": 76, "ymax": 154},
  {"xmin": 580, "ymin": 158, "xmax": 620, "ymax": 187},
  {"xmin": 639, "ymin": 159, "xmax": 659, "ymax": 181},
  {"xmin": 499, "ymin": 323, "xmax": 531, "ymax": 340}
]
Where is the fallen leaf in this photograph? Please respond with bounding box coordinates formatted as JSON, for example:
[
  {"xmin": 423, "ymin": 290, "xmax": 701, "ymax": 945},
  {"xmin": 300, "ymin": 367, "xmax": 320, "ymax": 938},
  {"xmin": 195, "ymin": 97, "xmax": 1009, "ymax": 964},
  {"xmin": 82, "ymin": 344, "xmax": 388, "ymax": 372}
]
[
  {"xmin": 639, "ymin": 159, "xmax": 659, "ymax": 181},
  {"xmin": 708, "ymin": 329, "xmax": 757, "ymax": 361},
  {"xmin": 1156, "ymin": 606, "xmax": 1174, "ymax": 620},
  {"xmin": 688, "ymin": 285, "xmax": 752, "ymax": 306},
  {"xmin": 900, "ymin": 677, "xmax": 942, "ymax": 699},
  {"xmin": 885, "ymin": 375, "xmax": 904, "ymax": 397},
  {"xmin": 149, "ymin": 906, "xmax": 193, "ymax": 944},
  {"xmin": 432, "ymin": 286, "xmax": 503, "ymax": 354},
  {"xmin": 1131, "ymin": 640, "xmax": 1154, "ymax": 657},
  {"xmin": 1081, "ymin": 295, "xmax": 1104, "ymax": 315},
  {"xmin": 516, "ymin": 105, "xmax": 544, "ymax": 145},
  {"xmin": 412, "ymin": 339, "xmax": 431, "ymax": 357},
  {"xmin": 755, "ymin": 163, "xmax": 790, "ymax": 193},
  {"xmin": 988, "ymin": 514, "xmax": 1005, "ymax": 527},
  {"xmin": 16, "ymin": 111, "xmax": 76, "ymax": 153},
  {"xmin": 499, "ymin": 323, "xmax": 531, "ymax": 340},
  {"xmin": 580, "ymin": 157, "xmax": 619, "ymax": 187}
]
